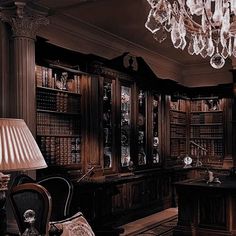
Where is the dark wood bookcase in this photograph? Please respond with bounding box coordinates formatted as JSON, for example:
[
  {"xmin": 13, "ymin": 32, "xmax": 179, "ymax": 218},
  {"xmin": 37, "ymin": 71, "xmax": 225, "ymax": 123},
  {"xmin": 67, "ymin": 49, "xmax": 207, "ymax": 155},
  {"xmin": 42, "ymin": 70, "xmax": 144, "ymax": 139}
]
[
  {"xmin": 35, "ymin": 64, "xmax": 82, "ymax": 170},
  {"xmin": 167, "ymin": 94, "xmax": 227, "ymax": 168},
  {"xmin": 189, "ymin": 98, "xmax": 224, "ymax": 167},
  {"xmin": 167, "ymin": 97, "xmax": 188, "ymax": 167}
]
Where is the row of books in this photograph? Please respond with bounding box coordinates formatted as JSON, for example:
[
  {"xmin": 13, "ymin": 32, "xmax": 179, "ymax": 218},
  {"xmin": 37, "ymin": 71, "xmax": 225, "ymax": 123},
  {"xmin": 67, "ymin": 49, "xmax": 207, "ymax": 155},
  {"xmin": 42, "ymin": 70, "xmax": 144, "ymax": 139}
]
[
  {"xmin": 170, "ymin": 139, "xmax": 186, "ymax": 157},
  {"xmin": 170, "ymin": 110, "xmax": 187, "ymax": 124},
  {"xmin": 191, "ymin": 99, "xmax": 222, "ymax": 112},
  {"xmin": 169, "ymin": 99, "xmax": 223, "ymax": 112},
  {"xmin": 170, "ymin": 125, "xmax": 186, "ymax": 137},
  {"xmin": 35, "ymin": 65, "xmax": 80, "ymax": 94},
  {"xmin": 37, "ymin": 90, "xmax": 80, "ymax": 113},
  {"xmin": 190, "ymin": 113, "xmax": 223, "ymax": 124},
  {"xmin": 37, "ymin": 113, "xmax": 80, "ymax": 135},
  {"xmin": 169, "ymin": 99, "xmax": 186, "ymax": 112},
  {"xmin": 190, "ymin": 139, "xmax": 223, "ymax": 157},
  {"xmin": 190, "ymin": 126, "xmax": 223, "ymax": 138},
  {"xmin": 39, "ymin": 136, "xmax": 81, "ymax": 165}
]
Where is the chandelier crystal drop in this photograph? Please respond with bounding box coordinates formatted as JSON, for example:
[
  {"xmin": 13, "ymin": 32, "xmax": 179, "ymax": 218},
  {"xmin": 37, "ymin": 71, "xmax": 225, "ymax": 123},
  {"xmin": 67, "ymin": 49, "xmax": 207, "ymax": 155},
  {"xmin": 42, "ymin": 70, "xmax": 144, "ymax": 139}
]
[{"xmin": 145, "ymin": 0, "xmax": 236, "ymax": 69}]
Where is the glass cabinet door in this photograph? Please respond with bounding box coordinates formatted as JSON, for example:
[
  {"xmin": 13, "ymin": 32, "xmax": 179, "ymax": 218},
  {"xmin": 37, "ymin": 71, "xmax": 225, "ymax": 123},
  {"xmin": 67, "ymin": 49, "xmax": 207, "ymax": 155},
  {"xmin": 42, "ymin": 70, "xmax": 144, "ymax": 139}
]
[
  {"xmin": 137, "ymin": 89, "xmax": 147, "ymax": 166},
  {"xmin": 102, "ymin": 78, "xmax": 161, "ymax": 171},
  {"xmin": 152, "ymin": 93, "xmax": 160, "ymax": 164},
  {"xmin": 103, "ymin": 80, "xmax": 113, "ymax": 169},
  {"xmin": 120, "ymin": 85, "xmax": 132, "ymax": 167}
]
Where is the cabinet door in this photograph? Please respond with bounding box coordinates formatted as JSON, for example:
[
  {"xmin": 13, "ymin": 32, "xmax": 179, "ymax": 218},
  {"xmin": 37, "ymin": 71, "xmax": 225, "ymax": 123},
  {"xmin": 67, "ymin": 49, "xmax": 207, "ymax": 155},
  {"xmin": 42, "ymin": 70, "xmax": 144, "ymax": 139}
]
[
  {"xmin": 160, "ymin": 174, "xmax": 172, "ymax": 208},
  {"xmin": 146, "ymin": 174, "xmax": 173, "ymax": 208},
  {"xmin": 151, "ymin": 92, "xmax": 161, "ymax": 165},
  {"xmin": 120, "ymin": 83, "xmax": 133, "ymax": 168},
  {"xmin": 102, "ymin": 78, "xmax": 116, "ymax": 171},
  {"xmin": 112, "ymin": 183, "xmax": 127, "ymax": 214},
  {"xmin": 127, "ymin": 180, "xmax": 145, "ymax": 210},
  {"xmin": 137, "ymin": 89, "xmax": 147, "ymax": 166},
  {"xmin": 145, "ymin": 176, "xmax": 160, "ymax": 206},
  {"xmin": 101, "ymin": 77, "xmax": 135, "ymax": 172},
  {"xmin": 136, "ymin": 90, "xmax": 161, "ymax": 169}
]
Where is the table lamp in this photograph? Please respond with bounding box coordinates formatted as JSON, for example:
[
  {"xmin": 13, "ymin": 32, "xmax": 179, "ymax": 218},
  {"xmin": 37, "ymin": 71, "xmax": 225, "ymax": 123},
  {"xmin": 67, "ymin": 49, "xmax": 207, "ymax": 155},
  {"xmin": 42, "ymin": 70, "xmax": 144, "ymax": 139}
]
[{"xmin": 0, "ymin": 118, "xmax": 47, "ymax": 234}]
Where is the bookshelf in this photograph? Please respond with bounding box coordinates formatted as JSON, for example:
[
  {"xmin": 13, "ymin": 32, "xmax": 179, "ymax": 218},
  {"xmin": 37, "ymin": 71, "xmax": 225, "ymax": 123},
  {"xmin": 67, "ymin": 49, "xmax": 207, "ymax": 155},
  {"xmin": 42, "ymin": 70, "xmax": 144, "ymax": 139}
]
[
  {"xmin": 35, "ymin": 65, "xmax": 81, "ymax": 167},
  {"xmin": 190, "ymin": 99, "xmax": 224, "ymax": 166},
  {"xmin": 169, "ymin": 99, "xmax": 187, "ymax": 165}
]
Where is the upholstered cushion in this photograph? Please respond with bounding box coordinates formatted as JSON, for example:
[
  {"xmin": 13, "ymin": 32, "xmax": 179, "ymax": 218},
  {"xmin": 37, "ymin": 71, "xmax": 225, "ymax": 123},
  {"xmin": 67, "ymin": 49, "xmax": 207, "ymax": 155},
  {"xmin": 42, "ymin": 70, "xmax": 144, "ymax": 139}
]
[{"xmin": 50, "ymin": 212, "xmax": 95, "ymax": 236}]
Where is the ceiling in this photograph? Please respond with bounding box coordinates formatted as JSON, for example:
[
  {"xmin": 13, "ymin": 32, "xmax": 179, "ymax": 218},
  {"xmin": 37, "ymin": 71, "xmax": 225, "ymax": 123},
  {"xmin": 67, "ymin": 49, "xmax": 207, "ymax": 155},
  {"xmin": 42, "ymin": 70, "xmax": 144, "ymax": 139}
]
[{"xmin": 35, "ymin": 0, "xmax": 214, "ymax": 66}]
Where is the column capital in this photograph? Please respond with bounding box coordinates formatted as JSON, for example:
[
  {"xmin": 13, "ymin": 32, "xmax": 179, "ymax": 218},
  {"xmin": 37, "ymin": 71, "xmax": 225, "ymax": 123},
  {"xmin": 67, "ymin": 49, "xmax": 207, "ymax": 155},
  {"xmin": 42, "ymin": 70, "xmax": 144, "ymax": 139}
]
[{"xmin": 0, "ymin": 0, "xmax": 49, "ymax": 39}]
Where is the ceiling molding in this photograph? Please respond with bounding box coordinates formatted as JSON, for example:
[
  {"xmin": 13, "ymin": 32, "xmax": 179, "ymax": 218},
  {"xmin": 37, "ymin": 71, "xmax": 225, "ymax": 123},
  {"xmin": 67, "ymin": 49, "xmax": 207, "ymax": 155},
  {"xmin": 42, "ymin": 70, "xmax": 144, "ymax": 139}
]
[
  {"xmin": 38, "ymin": 13, "xmax": 185, "ymax": 83},
  {"xmin": 64, "ymin": 14, "xmax": 184, "ymax": 66}
]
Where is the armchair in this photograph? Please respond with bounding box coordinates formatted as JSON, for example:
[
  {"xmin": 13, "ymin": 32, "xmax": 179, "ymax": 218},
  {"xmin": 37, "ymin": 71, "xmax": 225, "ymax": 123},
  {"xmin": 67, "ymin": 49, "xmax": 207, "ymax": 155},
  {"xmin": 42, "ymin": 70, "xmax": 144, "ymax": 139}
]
[
  {"xmin": 9, "ymin": 183, "xmax": 52, "ymax": 235},
  {"xmin": 11, "ymin": 174, "xmax": 73, "ymax": 221},
  {"xmin": 37, "ymin": 175, "xmax": 73, "ymax": 221}
]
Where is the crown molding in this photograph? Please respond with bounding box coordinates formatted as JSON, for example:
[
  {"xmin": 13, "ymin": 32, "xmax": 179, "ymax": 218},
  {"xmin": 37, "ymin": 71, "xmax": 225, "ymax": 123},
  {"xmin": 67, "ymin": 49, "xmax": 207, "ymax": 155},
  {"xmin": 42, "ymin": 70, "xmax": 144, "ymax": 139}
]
[{"xmin": 38, "ymin": 13, "xmax": 184, "ymax": 83}]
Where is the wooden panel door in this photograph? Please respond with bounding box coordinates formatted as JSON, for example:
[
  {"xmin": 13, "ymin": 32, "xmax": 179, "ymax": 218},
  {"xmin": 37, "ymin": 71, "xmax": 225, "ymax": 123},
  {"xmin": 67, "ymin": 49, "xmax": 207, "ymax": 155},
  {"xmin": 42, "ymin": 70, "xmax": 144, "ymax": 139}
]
[
  {"xmin": 111, "ymin": 183, "xmax": 127, "ymax": 214},
  {"xmin": 127, "ymin": 180, "xmax": 145, "ymax": 210}
]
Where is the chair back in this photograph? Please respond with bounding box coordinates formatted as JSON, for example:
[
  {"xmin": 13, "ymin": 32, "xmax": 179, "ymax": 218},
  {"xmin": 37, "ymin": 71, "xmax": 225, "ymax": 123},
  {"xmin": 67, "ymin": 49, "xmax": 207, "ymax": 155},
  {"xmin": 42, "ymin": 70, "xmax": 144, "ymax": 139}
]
[
  {"xmin": 11, "ymin": 174, "xmax": 35, "ymax": 188},
  {"xmin": 38, "ymin": 175, "xmax": 73, "ymax": 221},
  {"xmin": 9, "ymin": 183, "xmax": 52, "ymax": 236}
]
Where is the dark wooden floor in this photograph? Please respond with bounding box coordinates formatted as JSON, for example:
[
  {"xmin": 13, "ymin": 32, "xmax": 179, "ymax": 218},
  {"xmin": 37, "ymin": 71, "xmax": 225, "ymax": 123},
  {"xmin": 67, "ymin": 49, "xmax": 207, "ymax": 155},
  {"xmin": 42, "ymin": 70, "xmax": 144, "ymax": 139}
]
[{"xmin": 120, "ymin": 208, "xmax": 178, "ymax": 236}]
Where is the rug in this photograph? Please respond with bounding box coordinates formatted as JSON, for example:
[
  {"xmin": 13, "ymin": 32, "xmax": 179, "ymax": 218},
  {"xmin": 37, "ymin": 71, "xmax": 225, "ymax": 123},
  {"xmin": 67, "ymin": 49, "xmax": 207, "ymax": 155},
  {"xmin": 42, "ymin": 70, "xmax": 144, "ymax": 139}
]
[{"xmin": 136, "ymin": 217, "xmax": 177, "ymax": 236}]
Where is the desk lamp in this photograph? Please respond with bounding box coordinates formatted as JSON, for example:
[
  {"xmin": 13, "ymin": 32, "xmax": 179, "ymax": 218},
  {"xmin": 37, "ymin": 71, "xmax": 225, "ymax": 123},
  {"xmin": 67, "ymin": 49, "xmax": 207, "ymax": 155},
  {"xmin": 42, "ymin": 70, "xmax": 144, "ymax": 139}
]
[{"xmin": 0, "ymin": 118, "xmax": 47, "ymax": 234}]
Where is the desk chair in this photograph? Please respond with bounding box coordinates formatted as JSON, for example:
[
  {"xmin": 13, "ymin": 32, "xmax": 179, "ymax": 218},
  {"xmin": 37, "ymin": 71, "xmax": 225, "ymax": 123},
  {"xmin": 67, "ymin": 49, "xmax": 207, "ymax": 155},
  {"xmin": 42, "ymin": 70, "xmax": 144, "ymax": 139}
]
[
  {"xmin": 38, "ymin": 175, "xmax": 73, "ymax": 221},
  {"xmin": 9, "ymin": 183, "xmax": 52, "ymax": 236}
]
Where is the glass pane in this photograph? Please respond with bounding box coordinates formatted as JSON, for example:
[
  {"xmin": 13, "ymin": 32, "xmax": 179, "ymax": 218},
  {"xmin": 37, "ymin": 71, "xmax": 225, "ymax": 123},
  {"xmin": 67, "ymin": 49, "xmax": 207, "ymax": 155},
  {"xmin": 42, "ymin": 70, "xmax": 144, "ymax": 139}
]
[
  {"xmin": 103, "ymin": 81, "xmax": 112, "ymax": 169},
  {"xmin": 137, "ymin": 90, "xmax": 147, "ymax": 166},
  {"xmin": 152, "ymin": 93, "xmax": 160, "ymax": 164},
  {"xmin": 121, "ymin": 85, "xmax": 131, "ymax": 167}
]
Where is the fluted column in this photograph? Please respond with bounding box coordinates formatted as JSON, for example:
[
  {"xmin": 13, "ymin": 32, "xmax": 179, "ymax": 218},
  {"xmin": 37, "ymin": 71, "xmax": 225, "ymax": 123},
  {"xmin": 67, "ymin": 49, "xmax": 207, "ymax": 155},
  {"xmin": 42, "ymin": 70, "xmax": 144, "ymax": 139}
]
[
  {"xmin": 0, "ymin": 0, "xmax": 48, "ymax": 135},
  {"xmin": 0, "ymin": 2, "xmax": 49, "ymax": 233}
]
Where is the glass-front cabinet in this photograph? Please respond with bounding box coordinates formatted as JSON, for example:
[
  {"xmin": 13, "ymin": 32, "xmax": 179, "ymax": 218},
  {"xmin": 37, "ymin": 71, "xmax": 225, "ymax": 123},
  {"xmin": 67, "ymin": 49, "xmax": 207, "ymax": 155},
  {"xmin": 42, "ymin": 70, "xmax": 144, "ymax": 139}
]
[
  {"xmin": 98, "ymin": 67, "xmax": 162, "ymax": 174},
  {"xmin": 136, "ymin": 90, "xmax": 161, "ymax": 168},
  {"xmin": 100, "ymin": 77, "xmax": 135, "ymax": 172}
]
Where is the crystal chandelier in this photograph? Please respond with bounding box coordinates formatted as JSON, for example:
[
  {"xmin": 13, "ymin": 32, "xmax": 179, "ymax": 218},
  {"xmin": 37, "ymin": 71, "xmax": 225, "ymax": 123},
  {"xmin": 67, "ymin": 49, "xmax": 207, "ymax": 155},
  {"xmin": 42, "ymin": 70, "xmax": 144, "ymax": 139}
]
[{"xmin": 145, "ymin": 0, "xmax": 236, "ymax": 69}]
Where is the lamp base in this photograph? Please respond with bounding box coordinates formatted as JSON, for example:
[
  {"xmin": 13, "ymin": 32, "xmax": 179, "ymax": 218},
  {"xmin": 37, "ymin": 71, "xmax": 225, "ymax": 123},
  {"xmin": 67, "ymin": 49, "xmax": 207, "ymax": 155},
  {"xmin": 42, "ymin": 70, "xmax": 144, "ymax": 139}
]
[
  {"xmin": 0, "ymin": 172, "xmax": 10, "ymax": 235},
  {"xmin": 0, "ymin": 191, "xmax": 7, "ymax": 236}
]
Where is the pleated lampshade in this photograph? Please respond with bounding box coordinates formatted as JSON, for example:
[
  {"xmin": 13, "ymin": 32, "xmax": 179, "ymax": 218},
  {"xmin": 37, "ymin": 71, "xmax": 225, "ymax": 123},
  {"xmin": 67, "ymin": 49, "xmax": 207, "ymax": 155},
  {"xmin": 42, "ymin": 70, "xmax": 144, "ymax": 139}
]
[{"xmin": 0, "ymin": 118, "xmax": 47, "ymax": 171}]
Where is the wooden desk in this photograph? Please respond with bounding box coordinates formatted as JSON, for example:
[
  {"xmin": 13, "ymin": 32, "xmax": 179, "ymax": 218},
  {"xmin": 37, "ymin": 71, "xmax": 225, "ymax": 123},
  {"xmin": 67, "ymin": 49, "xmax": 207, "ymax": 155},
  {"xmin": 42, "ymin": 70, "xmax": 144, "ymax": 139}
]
[{"xmin": 174, "ymin": 177, "xmax": 236, "ymax": 236}]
